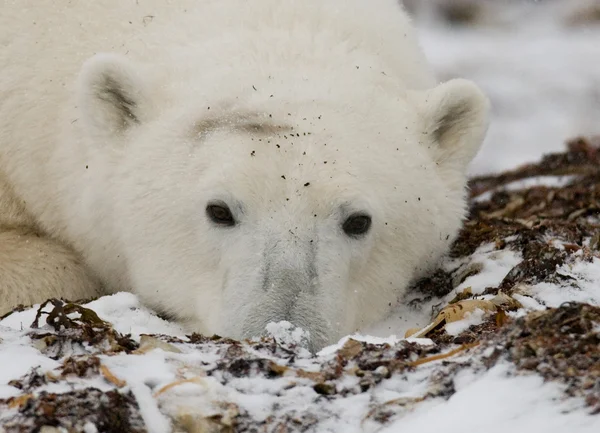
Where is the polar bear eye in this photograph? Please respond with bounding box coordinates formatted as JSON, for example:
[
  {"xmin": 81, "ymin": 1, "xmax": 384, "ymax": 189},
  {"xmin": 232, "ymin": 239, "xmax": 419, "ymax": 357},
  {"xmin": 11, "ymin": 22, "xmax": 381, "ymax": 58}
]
[
  {"xmin": 206, "ymin": 203, "xmax": 235, "ymax": 227},
  {"xmin": 342, "ymin": 214, "xmax": 372, "ymax": 237}
]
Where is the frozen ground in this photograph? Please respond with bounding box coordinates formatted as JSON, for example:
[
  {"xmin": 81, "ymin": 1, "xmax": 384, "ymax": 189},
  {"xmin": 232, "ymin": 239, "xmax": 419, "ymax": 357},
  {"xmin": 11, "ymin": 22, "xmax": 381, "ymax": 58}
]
[
  {"xmin": 411, "ymin": 0, "xmax": 600, "ymax": 175},
  {"xmin": 1, "ymin": 229, "xmax": 599, "ymax": 432}
]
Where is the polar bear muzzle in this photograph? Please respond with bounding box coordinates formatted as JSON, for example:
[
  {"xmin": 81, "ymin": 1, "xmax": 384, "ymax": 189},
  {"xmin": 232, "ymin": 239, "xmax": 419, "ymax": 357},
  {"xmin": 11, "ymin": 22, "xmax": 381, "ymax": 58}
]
[{"xmin": 240, "ymin": 238, "xmax": 330, "ymax": 352}]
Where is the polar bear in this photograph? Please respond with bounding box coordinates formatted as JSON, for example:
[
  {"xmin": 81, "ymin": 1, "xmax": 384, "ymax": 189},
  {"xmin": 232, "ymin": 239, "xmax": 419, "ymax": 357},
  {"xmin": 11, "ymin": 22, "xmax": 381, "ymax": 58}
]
[{"xmin": 0, "ymin": 0, "xmax": 489, "ymax": 350}]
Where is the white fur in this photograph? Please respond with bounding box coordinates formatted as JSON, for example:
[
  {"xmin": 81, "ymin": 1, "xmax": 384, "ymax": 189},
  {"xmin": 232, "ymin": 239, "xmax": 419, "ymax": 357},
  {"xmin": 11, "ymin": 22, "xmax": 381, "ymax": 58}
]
[{"xmin": 0, "ymin": 0, "xmax": 489, "ymax": 349}]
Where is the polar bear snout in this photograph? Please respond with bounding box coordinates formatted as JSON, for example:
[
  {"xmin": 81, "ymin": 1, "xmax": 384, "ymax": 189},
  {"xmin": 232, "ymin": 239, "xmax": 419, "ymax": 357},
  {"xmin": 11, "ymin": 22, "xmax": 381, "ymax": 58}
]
[{"xmin": 238, "ymin": 243, "xmax": 331, "ymax": 352}]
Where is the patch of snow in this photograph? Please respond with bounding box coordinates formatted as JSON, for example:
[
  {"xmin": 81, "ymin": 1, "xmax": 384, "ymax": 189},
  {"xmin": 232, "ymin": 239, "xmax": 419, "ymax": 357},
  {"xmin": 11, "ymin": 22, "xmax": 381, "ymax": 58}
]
[
  {"xmin": 512, "ymin": 294, "xmax": 545, "ymax": 312},
  {"xmin": 444, "ymin": 309, "xmax": 486, "ymax": 336},
  {"xmin": 451, "ymin": 248, "xmax": 522, "ymax": 295},
  {"xmin": 131, "ymin": 381, "xmax": 173, "ymax": 433},
  {"xmin": 382, "ymin": 363, "xmax": 599, "ymax": 433},
  {"xmin": 0, "ymin": 329, "xmax": 60, "ymax": 399},
  {"xmin": 265, "ymin": 321, "xmax": 311, "ymax": 349},
  {"xmin": 0, "ymin": 292, "xmax": 185, "ymax": 340},
  {"xmin": 526, "ymin": 257, "xmax": 600, "ymax": 308},
  {"xmin": 473, "ymin": 175, "xmax": 578, "ymax": 202},
  {"xmin": 84, "ymin": 292, "xmax": 187, "ymax": 339},
  {"xmin": 83, "ymin": 423, "xmax": 99, "ymax": 433}
]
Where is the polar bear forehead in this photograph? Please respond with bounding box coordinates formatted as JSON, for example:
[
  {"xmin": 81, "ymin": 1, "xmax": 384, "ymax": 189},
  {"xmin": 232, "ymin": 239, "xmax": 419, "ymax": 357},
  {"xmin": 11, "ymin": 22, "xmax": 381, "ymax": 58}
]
[{"xmin": 187, "ymin": 108, "xmax": 436, "ymax": 218}]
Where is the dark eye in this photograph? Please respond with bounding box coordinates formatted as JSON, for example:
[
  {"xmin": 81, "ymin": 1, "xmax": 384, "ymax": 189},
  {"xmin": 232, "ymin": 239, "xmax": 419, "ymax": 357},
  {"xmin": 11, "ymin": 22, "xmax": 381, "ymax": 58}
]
[
  {"xmin": 342, "ymin": 214, "xmax": 372, "ymax": 237},
  {"xmin": 206, "ymin": 203, "xmax": 235, "ymax": 226}
]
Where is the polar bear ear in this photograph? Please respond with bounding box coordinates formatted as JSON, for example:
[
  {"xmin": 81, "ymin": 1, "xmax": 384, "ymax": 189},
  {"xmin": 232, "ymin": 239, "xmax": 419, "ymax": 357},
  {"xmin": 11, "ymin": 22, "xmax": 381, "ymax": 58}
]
[
  {"xmin": 418, "ymin": 79, "xmax": 490, "ymax": 172},
  {"xmin": 77, "ymin": 53, "xmax": 151, "ymax": 141}
]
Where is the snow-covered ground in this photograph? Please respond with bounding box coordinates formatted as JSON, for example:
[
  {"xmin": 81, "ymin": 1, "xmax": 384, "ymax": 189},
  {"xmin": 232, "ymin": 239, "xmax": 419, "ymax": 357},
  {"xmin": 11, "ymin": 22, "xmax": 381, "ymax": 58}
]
[
  {"xmin": 1, "ymin": 236, "xmax": 599, "ymax": 432},
  {"xmin": 3, "ymin": 161, "xmax": 600, "ymax": 430},
  {"xmin": 412, "ymin": 0, "xmax": 600, "ymax": 175}
]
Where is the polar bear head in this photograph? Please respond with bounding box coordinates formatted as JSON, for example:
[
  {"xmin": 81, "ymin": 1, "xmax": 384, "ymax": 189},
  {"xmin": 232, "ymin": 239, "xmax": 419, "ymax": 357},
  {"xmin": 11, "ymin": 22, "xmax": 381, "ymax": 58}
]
[{"xmin": 77, "ymin": 53, "xmax": 489, "ymax": 351}]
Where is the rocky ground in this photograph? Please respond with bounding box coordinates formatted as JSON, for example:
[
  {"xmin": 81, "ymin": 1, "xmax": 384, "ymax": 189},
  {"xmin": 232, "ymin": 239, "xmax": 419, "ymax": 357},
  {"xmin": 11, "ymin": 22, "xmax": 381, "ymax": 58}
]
[{"xmin": 0, "ymin": 138, "xmax": 599, "ymax": 432}]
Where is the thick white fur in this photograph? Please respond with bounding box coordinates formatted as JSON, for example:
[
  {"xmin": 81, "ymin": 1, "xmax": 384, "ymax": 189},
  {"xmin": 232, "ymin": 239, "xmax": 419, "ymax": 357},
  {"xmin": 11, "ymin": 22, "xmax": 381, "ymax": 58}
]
[
  {"xmin": 0, "ymin": 0, "xmax": 489, "ymax": 349},
  {"xmin": 0, "ymin": 174, "xmax": 101, "ymax": 314}
]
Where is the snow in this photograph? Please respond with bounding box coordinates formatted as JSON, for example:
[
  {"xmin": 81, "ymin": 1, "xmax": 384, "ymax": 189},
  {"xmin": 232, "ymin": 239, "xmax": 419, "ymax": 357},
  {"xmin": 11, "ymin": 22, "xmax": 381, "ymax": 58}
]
[
  {"xmin": 2, "ymin": 249, "xmax": 600, "ymax": 430},
  {"xmin": 473, "ymin": 175, "xmax": 578, "ymax": 202},
  {"xmin": 444, "ymin": 309, "xmax": 486, "ymax": 336},
  {"xmin": 4, "ymin": 230, "xmax": 598, "ymax": 431},
  {"xmin": 449, "ymin": 245, "xmax": 523, "ymax": 295},
  {"xmin": 0, "ymin": 328, "xmax": 60, "ymax": 399},
  {"xmin": 526, "ymin": 257, "xmax": 600, "ymax": 308},
  {"xmin": 413, "ymin": 2, "xmax": 600, "ymax": 176},
  {"xmin": 383, "ymin": 363, "xmax": 599, "ymax": 433},
  {"xmin": 83, "ymin": 292, "xmax": 187, "ymax": 339},
  {"xmin": 83, "ymin": 423, "xmax": 99, "ymax": 433},
  {"xmin": 101, "ymin": 351, "xmax": 175, "ymax": 433},
  {"xmin": 361, "ymin": 246, "xmax": 523, "ymax": 341},
  {"xmin": 0, "ymin": 292, "xmax": 186, "ymax": 340},
  {"xmin": 265, "ymin": 320, "xmax": 312, "ymax": 351}
]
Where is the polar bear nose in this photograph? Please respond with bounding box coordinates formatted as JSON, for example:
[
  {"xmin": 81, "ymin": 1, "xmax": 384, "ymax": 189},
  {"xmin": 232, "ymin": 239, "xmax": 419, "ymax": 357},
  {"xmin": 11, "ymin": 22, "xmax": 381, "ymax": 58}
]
[
  {"xmin": 259, "ymin": 273, "xmax": 327, "ymax": 352},
  {"xmin": 240, "ymin": 246, "xmax": 329, "ymax": 352},
  {"xmin": 235, "ymin": 230, "xmax": 334, "ymax": 351}
]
